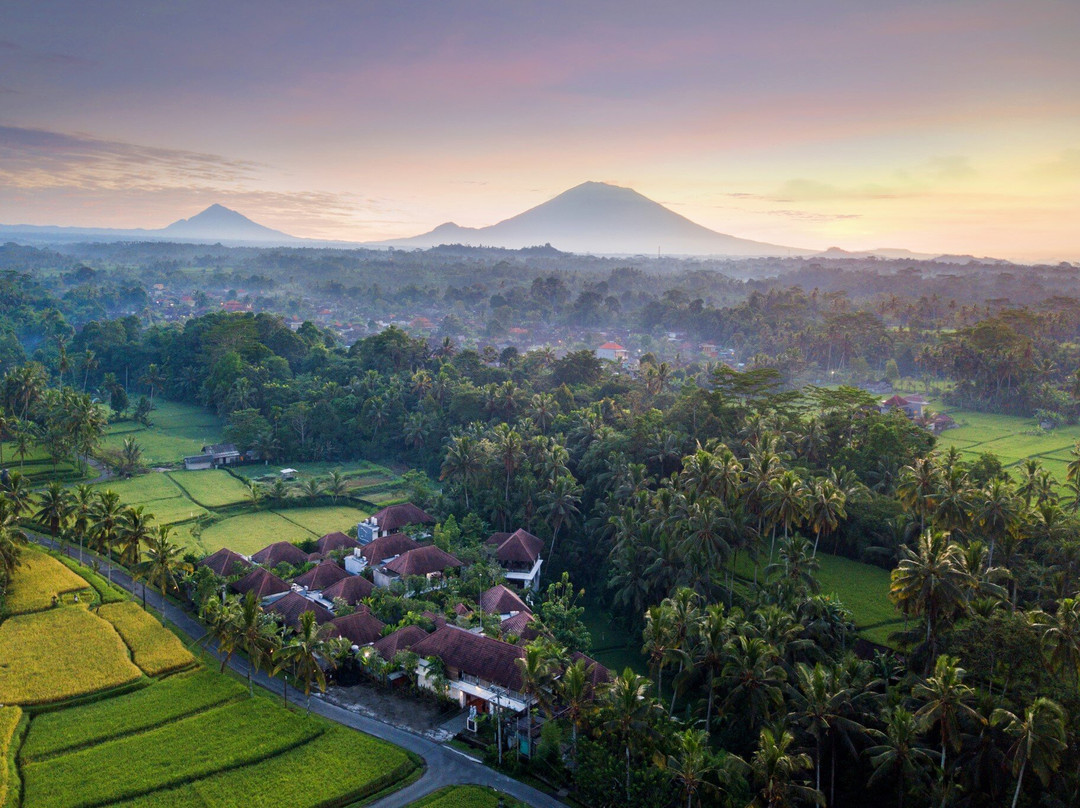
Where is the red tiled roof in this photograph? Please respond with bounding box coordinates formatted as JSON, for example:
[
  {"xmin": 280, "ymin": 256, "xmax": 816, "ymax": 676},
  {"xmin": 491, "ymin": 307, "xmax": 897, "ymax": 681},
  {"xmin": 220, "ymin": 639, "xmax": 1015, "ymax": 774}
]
[
  {"xmin": 266, "ymin": 591, "xmax": 334, "ymax": 630},
  {"xmin": 570, "ymin": 652, "xmax": 612, "ymax": 687},
  {"xmin": 493, "ymin": 529, "xmax": 543, "ymax": 566},
  {"xmin": 372, "ymin": 502, "xmax": 435, "ymax": 532},
  {"xmin": 293, "ymin": 560, "xmax": 348, "ymax": 591},
  {"xmin": 197, "ymin": 548, "xmax": 251, "ymax": 577},
  {"xmin": 881, "ymin": 395, "xmax": 910, "ymax": 407},
  {"xmin": 384, "ymin": 545, "xmax": 462, "ymax": 577},
  {"xmin": 252, "ymin": 541, "xmax": 310, "ymax": 568},
  {"xmin": 360, "ymin": 533, "xmax": 420, "ymax": 565},
  {"xmin": 598, "ymin": 342, "xmax": 624, "ymax": 350},
  {"xmin": 372, "ymin": 625, "xmax": 429, "ymax": 661},
  {"xmin": 231, "ymin": 567, "xmax": 290, "ymax": 599},
  {"xmin": 485, "ymin": 532, "xmax": 513, "ymax": 547},
  {"xmin": 321, "ymin": 575, "xmax": 375, "ymax": 606},
  {"xmin": 411, "ymin": 626, "xmax": 527, "ymax": 692},
  {"xmin": 328, "ymin": 609, "xmax": 385, "ymax": 646},
  {"xmin": 453, "ymin": 602, "xmax": 472, "ymax": 617},
  {"xmin": 500, "ymin": 611, "xmax": 539, "ymax": 642},
  {"xmin": 480, "ymin": 584, "xmax": 531, "ymax": 615},
  {"xmin": 317, "ymin": 531, "xmax": 360, "ymax": 554}
]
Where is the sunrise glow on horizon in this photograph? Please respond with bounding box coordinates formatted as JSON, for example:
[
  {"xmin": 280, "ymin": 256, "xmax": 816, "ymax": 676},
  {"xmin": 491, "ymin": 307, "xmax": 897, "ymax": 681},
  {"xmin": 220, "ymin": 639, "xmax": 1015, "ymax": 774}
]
[{"xmin": 1, "ymin": 1, "xmax": 1077, "ymax": 262}]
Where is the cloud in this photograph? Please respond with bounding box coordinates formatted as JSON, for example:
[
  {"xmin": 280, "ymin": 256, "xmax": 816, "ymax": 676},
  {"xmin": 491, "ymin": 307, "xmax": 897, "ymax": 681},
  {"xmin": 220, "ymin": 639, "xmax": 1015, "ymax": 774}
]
[
  {"xmin": 766, "ymin": 209, "xmax": 861, "ymax": 223},
  {"xmin": 0, "ymin": 125, "xmax": 260, "ymax": 191}
]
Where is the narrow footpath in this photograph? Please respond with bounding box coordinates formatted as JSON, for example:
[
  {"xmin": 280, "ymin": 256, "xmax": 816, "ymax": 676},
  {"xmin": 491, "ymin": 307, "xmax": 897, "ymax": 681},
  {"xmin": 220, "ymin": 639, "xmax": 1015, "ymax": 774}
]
[{"xmin": 29, "ymin": 535, "xmax": 568, "ymax": 808}]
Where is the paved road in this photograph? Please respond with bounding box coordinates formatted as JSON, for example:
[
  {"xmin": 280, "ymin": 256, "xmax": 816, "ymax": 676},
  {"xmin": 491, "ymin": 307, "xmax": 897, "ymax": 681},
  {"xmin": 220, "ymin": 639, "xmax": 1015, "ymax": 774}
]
[{"xmin": 30, "ymin": 535, "xmax": 567, "ymax": 808}]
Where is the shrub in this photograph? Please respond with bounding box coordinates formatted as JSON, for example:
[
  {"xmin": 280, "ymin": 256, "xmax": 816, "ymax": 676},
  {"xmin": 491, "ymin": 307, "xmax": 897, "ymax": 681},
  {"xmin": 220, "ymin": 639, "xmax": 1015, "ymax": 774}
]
[
  {"xmin": 97, "ymin": 602, "xmax": 196, "ymax": 676},
  {"xmin": 20, "ymin": 668, "xmax": 244, "ymax": 761},
  {"xmin": 0, "ymin": 608, "xmax": 142, "ymax": 706}
]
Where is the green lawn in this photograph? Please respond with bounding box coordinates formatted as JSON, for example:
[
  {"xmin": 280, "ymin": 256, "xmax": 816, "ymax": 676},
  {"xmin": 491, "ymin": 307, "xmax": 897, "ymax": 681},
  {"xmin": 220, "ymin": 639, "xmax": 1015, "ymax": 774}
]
[
  {"xmin": 197, "ymin": 510, "xmax": 317, "ymax": 555},
  {"xmin": 99, "ymin": 400, "xmax": 224, "ymax": 467},
  {"xmin": 272, "ymin": 505, "xmax": 370, "ymax": 537},
  {"xmin": 167, "ymin": 469, "xmax": 253, "ymax": 508}
]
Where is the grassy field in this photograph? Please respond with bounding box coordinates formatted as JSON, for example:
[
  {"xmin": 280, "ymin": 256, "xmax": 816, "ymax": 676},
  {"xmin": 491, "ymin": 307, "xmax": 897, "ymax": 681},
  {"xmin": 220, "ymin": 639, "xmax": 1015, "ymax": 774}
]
[
  {"xmin": 273, "ymin": 505, "xmax": 370, "ymax": 536},
  {"xmin": 97, "ymin": 602, "xmax": 196, "ymax": 676},
  {"xmin": 167, "ymin": 469, "xmax": 253, "ymax": 508},
  {"xmin": 0, "ymin": 607, "xmax": 143, "ymax": 706},
  {"xmin": 198, "ymin": 510, "xmax": 317, "ymax": 555},
  {"xmin": 410, "ymin": 786, "xmax": 526, "ymax": 808},
  {"xmin": 0, "ymin": 442, "xmax": 85, "ymax": 483},
  {"xmin": 2, "ymin": 550, "xmax": 91, "ymax": 615},
  {"xmin": 99, "ymin": 401, "xmax": 224, "ymax": 467},
  {"xmin": 20, "ymin": 670, "xmax": 244, "ymax": 761}
]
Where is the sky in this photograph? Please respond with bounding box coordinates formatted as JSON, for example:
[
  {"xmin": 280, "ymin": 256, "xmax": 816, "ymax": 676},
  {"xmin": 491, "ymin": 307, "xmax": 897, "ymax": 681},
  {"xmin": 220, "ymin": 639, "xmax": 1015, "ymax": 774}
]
[{"xmin": 1, "ymin": 0, "xmax": 1078, "ymax": 261}]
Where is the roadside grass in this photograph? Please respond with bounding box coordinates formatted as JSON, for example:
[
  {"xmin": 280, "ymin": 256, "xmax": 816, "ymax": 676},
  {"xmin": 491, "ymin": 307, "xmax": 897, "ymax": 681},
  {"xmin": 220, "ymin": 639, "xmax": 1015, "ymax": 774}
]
[
  {"xmin": 109, "ymin": 725, "xmax": 417, "ymax": 808},
  {"xmin": 0, "ymin": 607, "xmax": 143, "ymax": 706},
  {"xmin": 19, "ymin": 669, "xmax": 244, "ymax": 762},
  {"xmin": 167, "ymin": 469, "xmax": 253, "ymax": 508},
  {"xmin": 409, "ymin": 785, "xmax": 526, "ymax": 808},
  {"xmin": 272, "ymin": 505, "xmax": 371, "ymax": 537},
  {"xmin": 20, "ymin": 697, "xmax": 323, "ymax": 808},
  {"xmin": 2, "ymin": 549, "xmax": 91, "ymax": 615},
  {"xmin": 198, "ymin": 510, "xmax": 317, "ymax": 555},
  {"xmin": 0, "ymin": 707, "xmax": 21, "ymax": 808},
  {"xmin": 97, "ymin": 602, "xmax": 196, "ymax": 677}
]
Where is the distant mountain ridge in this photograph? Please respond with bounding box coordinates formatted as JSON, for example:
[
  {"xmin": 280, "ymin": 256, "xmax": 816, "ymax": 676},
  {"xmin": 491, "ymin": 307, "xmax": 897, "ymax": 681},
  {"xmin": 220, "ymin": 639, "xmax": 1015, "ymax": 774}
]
[{"xmin": 368, "ymin": 181, "xmax": 814, "ymax": 257}]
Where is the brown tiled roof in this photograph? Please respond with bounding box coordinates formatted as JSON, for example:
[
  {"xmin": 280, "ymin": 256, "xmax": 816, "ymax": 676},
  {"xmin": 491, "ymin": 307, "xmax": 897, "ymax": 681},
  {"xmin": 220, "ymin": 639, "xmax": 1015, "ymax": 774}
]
[
  {"xmin": 317, "ymin": 531, "xmax": 360, "ymax": 554},
  {"xmin": 384, "ymin": 545, "xmax": 462, "ymax": 577},
  {"xmin": 321, "ymin": 575, "xmax": 375, "ymax": 605},
  {"xmin": 453, "ymin": 602, "xmax": 472, "ymax": 617},
  {"xmin": 360, "ymin": 533, "xmax": 420, "ymax": 565},
  {"xmin": 293, "ymin": 560, "xmax": 348, "ymax": 590},
  {"xmin": 411, "ymin": 626, "xmax": 526, "ymax": 692},
  {"xmin": 570, "ymin": 651, "xmax": 612, "ymax": 687},
  {"xmin": 328, "ymin": 609, "xmax": 385, "ymax": 646},
  {"xmin": 422, "ymin": 610, "xmax": 448, "ymax": 630},
  {"xmin": 485, "ymin": 531, "xmax": 512, "ymax": 547},
  {"xmin": 372, "ymin": 625, "xmax": 428, "ymax": 661},
  {"xmin": 372, "ymin": 502, "xmax": 435, "ymax": 532},
  {"xmin": 252, "ymin": 541, "xmax": 309, "ymax": 568},
  {"xmin": 197, "ymin": 548, "xmax": 251, "ymax": 577},
  {"xmin": 480, "ymin": 584, "xmax": 531, "ymax": 615},
  {"xmin": 500, "ymin": 611, "xmax": 539, "ymax": 642},
  {"xmin": 494, "ymin": 529, "xmax": 544, "ymax": 566},
  {"xmin": 266, "ymin": 591, "xmax": 334, "ymax": 630},
  {"xmin": 231, "ymin": 567, "xmax": 289, "ymax": 598}
]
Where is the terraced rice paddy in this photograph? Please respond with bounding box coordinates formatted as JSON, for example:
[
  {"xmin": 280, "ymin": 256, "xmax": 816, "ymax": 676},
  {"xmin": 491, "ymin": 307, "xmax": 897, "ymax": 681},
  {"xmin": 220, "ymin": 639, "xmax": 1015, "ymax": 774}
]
[
  {"xmin": 100, "ymin": 401, "xmax": 224, "ymax": 467},
  {"xmin": 97, "ymin": 602, "xmax": 196, "ymax": 676},
  {"xmin": 2, "ymin": 550, "xmax": 92, "ymax": 615}
]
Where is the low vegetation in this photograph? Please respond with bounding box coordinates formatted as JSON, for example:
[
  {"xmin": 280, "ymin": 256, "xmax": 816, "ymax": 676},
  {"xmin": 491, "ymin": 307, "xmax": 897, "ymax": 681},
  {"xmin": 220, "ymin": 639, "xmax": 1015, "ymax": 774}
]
[
  {"xmin": 409, "ymin": 786, "xmax": 525, "ymax": 808},
  {"xmin": 0, "ymin": 607, "xmax": 142, "ymax": 706},
  {"xmin": 97, "ymin": 601, "xmax": 196, "ymax": 676},
  {"xmin": 0, "ymin": 707, "xmax": 22, "ymax": 808},
  {"xmin": 167, "ymin": 469, "xmax": 252, "ymax": 509},
  {"xmin": 2, "ymin": 550, "xmax": 90, "ymax": 615},
  {"xmin": 20, "ymin": 669, "xmax": 244, "ymax": 761}
]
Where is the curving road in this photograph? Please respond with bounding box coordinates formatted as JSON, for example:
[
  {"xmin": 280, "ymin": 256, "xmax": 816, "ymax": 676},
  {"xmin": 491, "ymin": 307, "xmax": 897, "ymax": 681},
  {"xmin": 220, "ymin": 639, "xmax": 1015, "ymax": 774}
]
[{"xmin": 29, "ymin": 535, "xmax": 567, "ymax": 808}]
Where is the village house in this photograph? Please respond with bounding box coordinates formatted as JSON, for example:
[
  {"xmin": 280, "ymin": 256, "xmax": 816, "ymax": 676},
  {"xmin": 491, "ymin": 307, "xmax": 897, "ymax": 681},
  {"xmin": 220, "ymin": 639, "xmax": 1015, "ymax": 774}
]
[
  {"xmin": 372, "ymin": 545, "xmax": 463, "ymax": 589},
  {"xmin": 183, "ymin": 443, "xmax": 243, "ymax": 470},
  {"xmin": 357, "ymin": 502, "xmax": 435, "ymax": 544},
  {"xmin": 195, "ymin": 547, "xmax": 251, "ymax": 577},
  {"xmin": 344, "ymin": 532, "xmax": 419, "ymax": 575},
  {"xmin": 596, "ymin": 341, "xmax": 628, "ymax": 362},
  {"xmin": 486, "ymin": 529, "xmax": 544, "ymax": 591},
  {"xmin": 879, "ymin": 394, "xmax": 927, "ymax": 419}
]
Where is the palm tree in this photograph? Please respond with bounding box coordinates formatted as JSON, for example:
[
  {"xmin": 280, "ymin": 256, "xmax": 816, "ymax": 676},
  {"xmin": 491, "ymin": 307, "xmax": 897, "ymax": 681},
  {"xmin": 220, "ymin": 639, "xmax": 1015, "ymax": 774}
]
[
  {"xmin": 515, "ymin": 643, "xmax": 553, "ymax": 758},
  {"xmin": 326, "ymin": 470, "xmax": 348, "ymax": 503},
  {"xmin": 806, "ymin": 478, "xmax": 846, "ymax": 557},
  {"xmin": 642, "ymin": 602, "xmax": 673, "ymax": 703},
  {"xmin": 720, "ymin": 635, "xmax": 786, "ymax": 737},
  {"xmin": 763, "ymin": 470, "xmax": 808, "ymax": 564},
  {"xmin": 747, "ymin": 727, "xmax": 823, "ymax": 808},
  {"xmin": 529, "ymin": 393, "xmax": 558, "ymax": 434},
  {"xmin": 297, "ymin": 477, "xmax": 324, "ymax": 501},
  {"xmin": 889, "ymin": 530, "xmax": 971, "ymax": 660},
  {"xmin": 233, "ymin": 591, "xmax": 280, "ymax": 695},
  {"xmin": 558, "ymin": 658, "xmax": 592, "ymax": 757},
  {"xmin": 694, "ymin": 603, "xmax": 732, "ymax": 730},
  {"xmin": 492, "ymin": 423, "xmax": 524, "ymax": 506},
  {"xmin": 89, "ymin": 489, "xmax": 124, "ymax": 579},
  {"xmin": 202, "ymin": 594, "xmax": 241, "ymax": 673},
  {"xmin": 275, "ymin": 609, "xmax": 331, "ymax": 711},
  {"xmin": 601, "ymin": 667, "xmax": 655, "ymax": 798},
  {"xmin": 991, "ymin": 697, "xmax": 1067, "ymax": 808},
  {"xmin": 139, "ymin": 363, "xmax": 165, "ymax": 409},
  {"xmin": 975, "ymin": 478, "xmax": 1020, "ymax": 568},
  {"xmin": 541, "ymin": 473, "xmax": 581, "ymax": 558},
  {"xmin": 661, "ymin": 727, "xmax": 722, "ymax": 808},
  {"xmin": 897, "ymin": 457, "xmax": 942, "ymax": 532},
  {"xmin": 441, "ymin": 434, "xmax": 485, "ymax": 509},
  {"xmin": 116, "ymin": 505, "xmax": 155, "ymax": 567},
  {"xmin": 1032, "ymin": 597, "xmax": 1080, "ymax": 688},
  {"xmin": 132, "ymin": 526, "xmax": 192, "ymax": 623},
  {"xmin": 34, "ymin": 480, "xmax": 73, "ymax": 536},
  {"xmin": 865, "ymin": 707, "xmax": 934, "ymax": 808},
  {"xmin": 912, "ymin": 655, "xmax": 981, "ymax": 773},
  {"xmin": 69, "ymin": 483, "xmax": 96, "ymax": 563}
]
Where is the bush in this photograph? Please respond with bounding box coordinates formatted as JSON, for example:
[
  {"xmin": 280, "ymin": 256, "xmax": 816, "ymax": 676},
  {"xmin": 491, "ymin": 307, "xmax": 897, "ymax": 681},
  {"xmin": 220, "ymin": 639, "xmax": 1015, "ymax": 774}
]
[
  {"xmin": 97, "ymin": 601, "xmax": 196, "ymax": 676},
  {"xmin": 21, "ymin": 668, "xmax": 244, "ymax": 761},
  {"xmin": 0, "ymin": 608, "xmax": 143, "ymax": 706}
]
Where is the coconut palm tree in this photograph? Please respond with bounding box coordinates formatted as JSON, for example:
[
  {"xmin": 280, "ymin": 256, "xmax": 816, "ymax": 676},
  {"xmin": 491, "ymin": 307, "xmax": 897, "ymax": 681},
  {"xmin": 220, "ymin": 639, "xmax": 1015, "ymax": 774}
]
[
  {"xmin": 601, "ymin": 667, "xmax": 656, "ymax": 798},
  {"xmin": 132, "ymin": 526, "xmax": 192, "ymax": 623},
  {"xmin": 865, "ymin": 707, "xmax": 934, "ymax": 808},
  {"xmin": 34, "ymin": 480, "xmax": 73, "ymax": 537},
  {"xmin": 492, "ymin": 423, "xmax": 524, "ymax": 507},
  {"xmin": 529, "ymin": 393, "xmax": 558, "ymax": 434},
  {"xmin": 897, "ymin": 457, "xmax": 942, "ymax": 532},
  {"xmin": 558, "ymin": 657, "xmax": 592, "ymax": 757},
  {"xmin": 912, "ymin": 655, "xmax": 981, "ymax": 775},
  {"xmin": 975, "ymin": 478, "xmax": 1020, "ymax": 568},
  {"xmin": 720, "ymin": 635, "xmax": 786, "ymax": 737},
  {"xmin": 806, "ymin": 478, "xmax": 846, "ymax": 557},
  {"xmin": 515, "ymin": 643, "xmax": 554, "ymax": 758},
  {"xmin": 1032, "ymin": 597, "xmax": 1080, "ymax": 688},
  {"xmin": 661, "ymin": 727, "xmax": 724, "ymax": 808},
  {"xmin": 275, "ymin": 609, "xmax": 331, "ymax": 711},
  {"xmin": 115, "ymin": 505, "xmax": 154, "ymax": 567},
  {"xmin": 325, "ymin": 470, "xmax": 348, "ymax": 503},
  {"xmin": 69, "ymin": 483, "xmax": 96, "ymax": 563},
  {"xmin": 763, "ymin": 470, "xmax": 808, "ymax": 564},
  {"xmin": 991, "ymin": 697, "xmax": 1067, "ymax": 808},
  {"xmin": 89, "ymin": 489, "xmax": 124, "ymax": 579},
  {"xmin": 233, "ymin": 591, "xmax": 280, "ymax": 695},
  {"xmin": 747, "ymin": 727, "xmax": 823, "ymax": 808},
  {"xmin": 541, "ymin": 473, "xmax": 581, "ymax": 558},
  {"xmin": 440, "ymin": 434, "xmax": 485, "ymax": 509}
]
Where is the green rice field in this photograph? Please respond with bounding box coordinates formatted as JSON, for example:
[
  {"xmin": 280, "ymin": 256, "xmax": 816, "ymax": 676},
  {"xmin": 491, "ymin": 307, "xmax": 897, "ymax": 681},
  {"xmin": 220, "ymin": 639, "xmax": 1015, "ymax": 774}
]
[
  {"xmin": 197, "ymin": 511, "xmax": 318, "ymax": 555},
  {"xmin": 99, "ymin": 401, "xmax": 225, "ymax": 467},
  {"xmin": 167, "ymin": 469, "xmax": 253, "ymax": 508},
  {"xmin": 272, "ymin": 505, "xmax": 371, "ymax": 537}
]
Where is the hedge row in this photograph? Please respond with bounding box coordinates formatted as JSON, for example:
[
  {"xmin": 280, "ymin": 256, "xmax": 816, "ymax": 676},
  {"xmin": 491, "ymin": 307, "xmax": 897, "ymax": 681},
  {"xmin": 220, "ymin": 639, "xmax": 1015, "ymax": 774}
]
[
  {"xmin": 22, "ymin": 697, "xmax": 324, "ymax": 808},
  {"xmin": 97, "ymin": 602, "xmax": 196, "ymax": 676},
  {"xmin": 20, "ymin": 668, "xmax": 244, "ymax": 762},
  {"xmin": 110, "ymin": 724, "xmax": 418, "ymax": 808}
]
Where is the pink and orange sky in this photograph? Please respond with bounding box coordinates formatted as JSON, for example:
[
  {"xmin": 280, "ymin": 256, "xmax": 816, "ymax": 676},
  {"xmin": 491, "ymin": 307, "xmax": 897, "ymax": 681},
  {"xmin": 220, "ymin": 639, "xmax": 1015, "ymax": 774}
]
[{"xmin": 1, "ymin": 1, "xmax": 1078, "ymax": 261}]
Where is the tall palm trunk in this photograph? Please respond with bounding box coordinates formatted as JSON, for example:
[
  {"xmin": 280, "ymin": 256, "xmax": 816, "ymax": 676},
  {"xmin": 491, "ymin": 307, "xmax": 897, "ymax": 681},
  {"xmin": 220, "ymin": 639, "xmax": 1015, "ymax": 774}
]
[{"xmin": 1011, "ymin": 757, "xmax": 1027, "ymax": 808}]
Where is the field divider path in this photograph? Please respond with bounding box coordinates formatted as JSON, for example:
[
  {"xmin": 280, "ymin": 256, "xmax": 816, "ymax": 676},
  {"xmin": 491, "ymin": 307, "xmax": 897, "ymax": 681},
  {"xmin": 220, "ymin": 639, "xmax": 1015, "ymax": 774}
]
[{"xmin": 27, "ymin": 533, "xmax": 568, "ymax": 808}]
